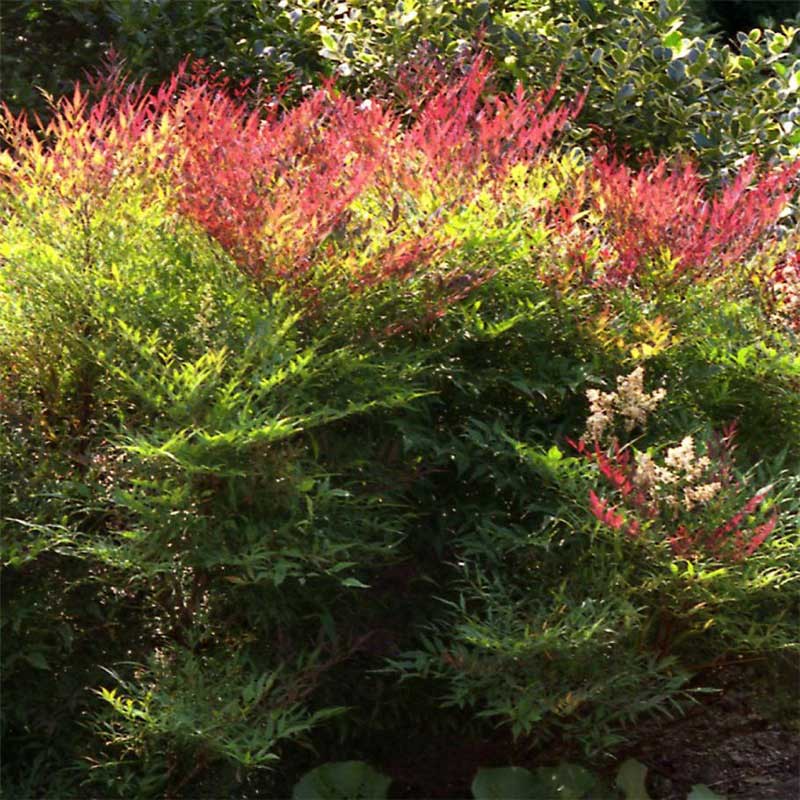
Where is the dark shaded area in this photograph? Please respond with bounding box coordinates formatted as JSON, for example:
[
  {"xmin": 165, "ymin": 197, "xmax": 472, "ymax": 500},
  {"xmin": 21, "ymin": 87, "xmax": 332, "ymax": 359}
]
[
  {"xmin": 697, "ymin": 0, "xmax": 800, "ymax": 38},
  {"xmin": 377, "ymin": 660, "xmax": 800, "ymax": 799},
  {"xmin": 0, "ymin": 0, "xmax": 266, "ymax": 119},
  {"xmin": 0, "ymin": 0, "xmax": 114, "ymax": 113}
]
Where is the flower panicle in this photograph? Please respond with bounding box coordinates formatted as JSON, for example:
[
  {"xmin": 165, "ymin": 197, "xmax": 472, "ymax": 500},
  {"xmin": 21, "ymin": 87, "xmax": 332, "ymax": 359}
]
[{"xmin": 573, "ymin": 370, "xmax": 779, "ymax": 561}]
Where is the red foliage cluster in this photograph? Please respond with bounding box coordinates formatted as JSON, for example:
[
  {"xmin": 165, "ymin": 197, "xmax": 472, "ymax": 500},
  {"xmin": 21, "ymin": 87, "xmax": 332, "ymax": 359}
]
[
  {"xmin": 668, "ymin": 496, "xmax": 776, "ymax": 561},
  {"xmin": 769, "ymin": 247, "xmax": 800, "ymax": 330},
  {"xmin": 3, "ymin": 49, "xmax": 795, "ymax": 308},
  {"xmin": 0, "ymin": 50, "xmax": 594, "ymax": 337},
  {"xmin": 401, "ymin": 55, "xmax": 582, "ymax": 183},
  {"xmin": 556, "ymin": 154, "xmax": 799, "ymax": 289},
  {"xmin": 0, "ymin": 61, "xmax": 183, "ymax": 198},
  {"xmin": 569, "ymin": 435, "xmax": 777, "ymax": 562},
  {"xmin": 175, "ymin": 79, "xmax": 397, "ymax": 280},
  {"xmin": 173, "ymin": 52, "xmax": 582, "ymax": 285}
]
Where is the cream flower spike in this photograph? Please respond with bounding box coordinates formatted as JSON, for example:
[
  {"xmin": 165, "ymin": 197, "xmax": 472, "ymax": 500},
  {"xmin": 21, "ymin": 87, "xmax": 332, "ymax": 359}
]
[{"xmin": 584, "ymin": 366, "xmax": 666, "ymax": 443}]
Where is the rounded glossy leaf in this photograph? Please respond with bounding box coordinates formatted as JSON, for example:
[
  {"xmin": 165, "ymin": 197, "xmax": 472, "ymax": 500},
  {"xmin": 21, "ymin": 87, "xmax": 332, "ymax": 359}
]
[
  {"xmin": 688, "ymin": 785, "xmax": 726, "ymax": 800},
  {"xmin": 615, "ymin": 759, "xmax": 652, "ymax": 800},
  {"xmin": 293, "ymin": 762, "xmax": 391, "ymax": 800},
  {"xmin": 616, "ymin": 82, "xmax": 635, "ymax": 101},
  {"xmin": 535, "ymin": 763, "xmax": 599, "ymax": 799},
  {"xmin": 472, "ymin": 766, "xmax": 544, "ymax": 800},
  {"xmin": 667, "ymin": 60, "xmax": 685, "ymax": 82}
]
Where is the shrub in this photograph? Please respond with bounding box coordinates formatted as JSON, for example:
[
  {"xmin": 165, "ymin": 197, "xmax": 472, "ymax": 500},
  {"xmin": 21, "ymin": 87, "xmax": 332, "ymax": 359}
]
[{"xmin": 2, "ymin": 55, "xmax": 798, "ymax": 797}]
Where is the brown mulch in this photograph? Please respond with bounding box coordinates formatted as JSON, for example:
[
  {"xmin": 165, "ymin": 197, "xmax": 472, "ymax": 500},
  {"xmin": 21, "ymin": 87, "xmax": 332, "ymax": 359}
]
[{"xmin": 619, "ymin": 660, "xmax": 800, "ymax": 799}]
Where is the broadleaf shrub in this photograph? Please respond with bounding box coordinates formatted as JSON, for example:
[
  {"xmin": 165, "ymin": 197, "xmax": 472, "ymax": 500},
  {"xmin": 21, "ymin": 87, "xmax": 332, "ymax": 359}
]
[{"xmin": 5, "ymin": 1, "xmax": 799, "ymax": 175}]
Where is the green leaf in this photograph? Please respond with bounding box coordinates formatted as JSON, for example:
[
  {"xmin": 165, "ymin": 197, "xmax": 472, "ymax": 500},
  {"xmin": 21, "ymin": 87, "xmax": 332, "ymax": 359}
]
[
  {"xmin": 615, "ymin": 759, "xmax": 652, "ymax": 800},
  {"xmin": 546, "ymin": 445, "xmax": 563, "ymax": 461},
  {"xmin": 692, "ymin": 131, "xmax": 712, "ymax": 148},
  {"xmin": 320, "ymin": 32, "xmax": 337, "ymax": 52},
  {"xmin": 768, "ymin": 34, "xmax": 788, "ymax": 54},
  {"xmin": 293, "ymin": 762, "xmax": 391, "ymax": 800},
  {"xmin": 25, "ymin": 651, "xmax": 50, "ymax": 671},
  {"xmin": 535, "ymin": 763, "xmax": 598, "ymax": 799},
  {"xmin": 667, "ymin": 60, "xmax": 686, "ymax": 82},
  {"xmin": 616, "ymin": 82, "xmax": 635, "ymax": 101},
  {"xmin": 688, "ymin": 786, "xmax": 726, "ymax": 800},
  {"xmin": 471, "ymin": 766, "xmax": 543, "ymax": 799},
  {"xmin": 340, "ymin": 577, "xmax": 369, "ymax": 588}
]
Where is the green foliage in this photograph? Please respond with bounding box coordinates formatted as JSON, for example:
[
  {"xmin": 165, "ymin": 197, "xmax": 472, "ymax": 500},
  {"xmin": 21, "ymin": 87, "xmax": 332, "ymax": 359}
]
[
  {"xmin": 1, "ymin": 0, "xmax": 114, "ymax": 113},
  {"xmin": 2, "ymin": 42, "xmax": 798, "ymax": 799},
  {"xmin": 471, "ymin": 766, "xmax": 543, "ymax": 800},
  {"xmin": 0, "ymin": 167, "xmax": 427, "ymax": 795},
  {"xmin": 458, "ymin": 0, "xmax": 800, "ymax": 168},
  {"xmin": 472, "ymin": 763, "xmax": 601, "ymax": 800},
  {"xmin": 292, "ymin": 761, "xmax": 392, "ymax": 800},
  {"xmin": 290, "ymin": 758, "xmax": 726, "ymax": 800},
  {"xmin": 616, "ymin": 758, "xmax": 653, "ymax": 800}
]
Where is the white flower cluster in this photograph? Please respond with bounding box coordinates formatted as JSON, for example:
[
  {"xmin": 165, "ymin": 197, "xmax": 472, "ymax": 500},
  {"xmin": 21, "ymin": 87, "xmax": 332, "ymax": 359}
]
[
  {"xmin": 583, "ymin": 368, "xmax": 723, "ymax": 513},
  {"xmin": 632, "ymin": 451, "xmax": 675, "ymax": 489},
  {"xmin": 683, "ymin": 481, "xmax": 723, "ymax": 509},
  {"xmin": 635, "ymin": 436, "xmax": 721, "ymax": 512},
  {"xmin": 664, "ymin": 436, "xmax": 710, "ymax": 480},
  {"xmin": 585, "ymin": 366, "xmax": 666, "ymax": 444}
]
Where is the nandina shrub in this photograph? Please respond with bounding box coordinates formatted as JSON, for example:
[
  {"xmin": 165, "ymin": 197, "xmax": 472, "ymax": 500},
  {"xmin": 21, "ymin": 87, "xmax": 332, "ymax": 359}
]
[
  {"xmin": 2, "ymin": 53, "xmax": 800, "ymax": 799},
  {"xmin": 1, "ymin": 52, "xmax": 584, "ymax": 305},
  {"xmin": 1, "ymin": 67, "xmax": 436, "ymax": 796},
  {"xmin": 0, "ymin": 184, "xmax": 434, "ymax": 797},
  {"xmin": 173, "ymin": 77, "xmax": 398, "ymax": 281},
  {"xmin": 766, "ymin": 242, "xmax": 800, "ymax": 330},
  {"xmin": 386, "ymin": 356, "xmax": 798, "ymax": 754},
  {"xmin": 0, "ymin": 62, "xmax": 185, "ymax": 205},
  {"xmin": 6, "ymin": 54, "xmax": 795, "ymax": 317}
]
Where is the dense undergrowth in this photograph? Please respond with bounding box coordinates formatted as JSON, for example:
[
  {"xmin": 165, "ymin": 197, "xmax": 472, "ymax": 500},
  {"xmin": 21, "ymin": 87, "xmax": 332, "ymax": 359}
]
[{"xmin": 1, "ymin": 43, "xmax": 799, "ymax": 799}]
